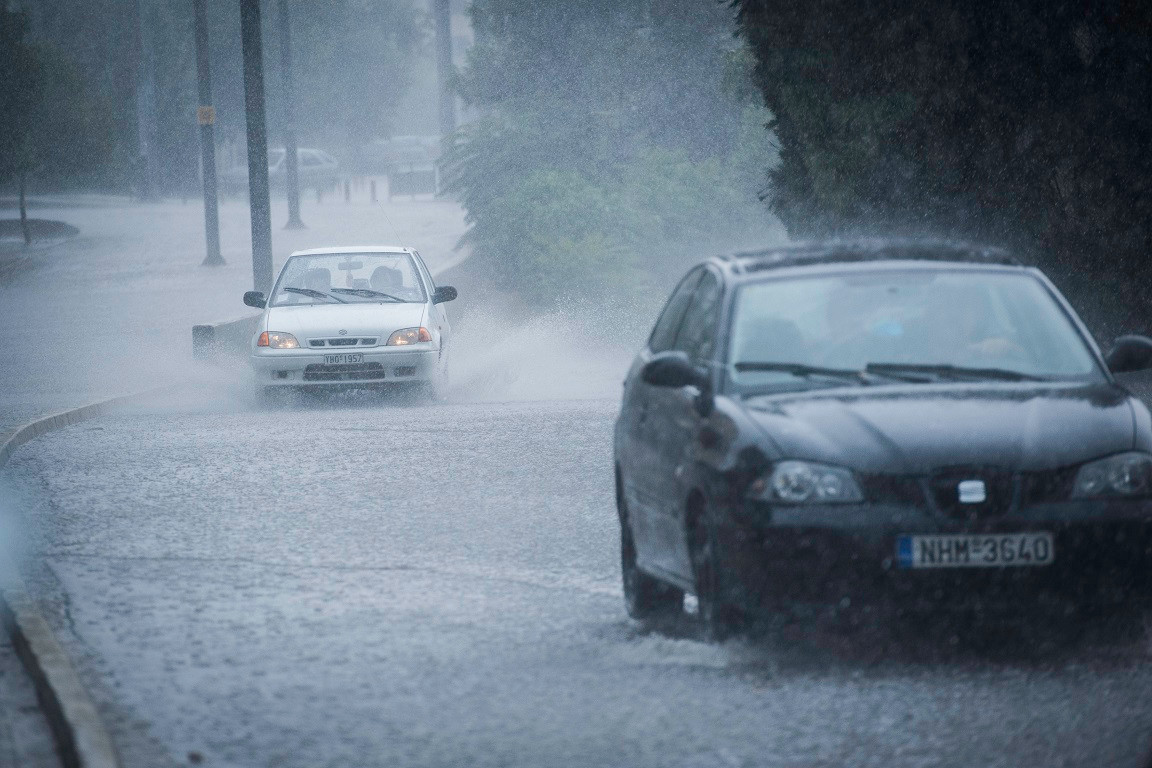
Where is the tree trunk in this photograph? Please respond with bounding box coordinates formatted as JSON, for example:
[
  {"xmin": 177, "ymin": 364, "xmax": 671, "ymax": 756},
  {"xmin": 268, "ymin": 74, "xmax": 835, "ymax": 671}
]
[{"xmin": 19, "ymin": 171, "xmax": 31, "ymax": 247}]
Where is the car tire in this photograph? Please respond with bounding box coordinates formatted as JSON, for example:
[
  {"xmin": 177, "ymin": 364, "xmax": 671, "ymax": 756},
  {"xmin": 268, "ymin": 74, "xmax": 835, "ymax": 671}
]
[
  {"xmin": 619, "ymin": 505, "xmax": 683, "ymax": 621},
  {"xmin": 689, "ymin": 508, "xmax": 745, "ymax": 643}
]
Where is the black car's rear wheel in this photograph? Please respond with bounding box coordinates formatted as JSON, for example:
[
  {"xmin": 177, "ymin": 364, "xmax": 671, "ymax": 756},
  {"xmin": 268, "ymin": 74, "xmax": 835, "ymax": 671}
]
[
  {"xmin": 689, "ymin": 510, "xmax": 746, "ymax": 642},
  {"xmin": 619, "ymin": 506, "xmax": 683, "ymax": 620}
]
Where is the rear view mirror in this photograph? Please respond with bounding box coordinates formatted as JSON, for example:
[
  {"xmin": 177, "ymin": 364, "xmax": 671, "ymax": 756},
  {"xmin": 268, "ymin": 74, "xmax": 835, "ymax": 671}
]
[
  {"xmin": 243, "ymin": 291, "xmax": 266, "ymax": 309},
  {"xmin": 1107, "ymin": 335, "xmax": 1152, "ymax": 374},
  {"xmin": 641, "ymin": 351, "xmax": 703, "ymax": 388},
  {"xmin": 432, "ymin": 286, "xmax": 458, "ymax": 304}
]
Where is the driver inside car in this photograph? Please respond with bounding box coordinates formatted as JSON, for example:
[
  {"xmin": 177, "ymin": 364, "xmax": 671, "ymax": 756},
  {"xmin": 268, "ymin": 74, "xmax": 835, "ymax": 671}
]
[
  {"xmin": 370, "ymin": 265, "xmax": 404, "ymax": 295},
  {"xmin": 931, "ymin": 284, "xmax": 1026, "ymax": 364}
]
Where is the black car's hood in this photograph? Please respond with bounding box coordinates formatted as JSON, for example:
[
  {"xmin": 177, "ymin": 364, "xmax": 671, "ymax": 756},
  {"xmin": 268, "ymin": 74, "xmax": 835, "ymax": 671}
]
[{"xmin": 742, "ymin": 382, "xmax": 1137, "ymax": 473}]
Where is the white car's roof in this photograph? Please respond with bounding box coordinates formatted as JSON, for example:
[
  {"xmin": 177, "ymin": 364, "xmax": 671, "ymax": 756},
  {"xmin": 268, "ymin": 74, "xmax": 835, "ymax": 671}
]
[{"xmin": 288, "ymin": 245, "xmax": 413, "ymax": 257}]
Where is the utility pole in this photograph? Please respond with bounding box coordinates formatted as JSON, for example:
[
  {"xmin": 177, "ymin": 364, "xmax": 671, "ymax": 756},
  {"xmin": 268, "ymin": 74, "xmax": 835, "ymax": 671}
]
[
  {"xmin": 240, "ymin": 0, "xmax": 274, "ymax": 293},
  {"xmin": 134, "ymin": 0, "xmax": 159, "ymax": 200},
  {"xmin": 276, "ymin": 0, "xmax": 305, "ymax": 229},
  {"xmin": 193, "ymin": 0, "xmax": 224, "ymax": 266},
  {"xmin": 432, "ymin": 0, "xmax": 456, "ymax": 142}
]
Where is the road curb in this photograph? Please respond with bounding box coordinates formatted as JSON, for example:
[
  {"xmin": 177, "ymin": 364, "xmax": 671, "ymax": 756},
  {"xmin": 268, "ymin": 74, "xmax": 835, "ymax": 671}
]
[{"xmin": 0, "ymin": 390, "xmax": 174, "ymax": 768}]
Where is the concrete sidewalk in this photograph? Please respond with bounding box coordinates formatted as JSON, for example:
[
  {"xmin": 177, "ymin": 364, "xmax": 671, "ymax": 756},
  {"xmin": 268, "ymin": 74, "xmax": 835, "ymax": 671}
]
[{"xmin": 0, "ymin": 627, "xmax": 60, "ymax": 768}]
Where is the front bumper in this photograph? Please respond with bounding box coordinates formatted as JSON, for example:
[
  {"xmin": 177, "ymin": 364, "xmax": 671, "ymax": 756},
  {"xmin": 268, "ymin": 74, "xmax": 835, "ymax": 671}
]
[
  {"xmin": 250, "ymin": 345, "xmax": 440, "ymax": 386},
  {"xmin": 714, "ymin": 498, "xmax": 1152, "ymax": 613}
]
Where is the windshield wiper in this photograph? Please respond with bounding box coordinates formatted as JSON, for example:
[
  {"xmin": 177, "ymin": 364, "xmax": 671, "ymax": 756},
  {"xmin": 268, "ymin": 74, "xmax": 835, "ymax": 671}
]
[
  {"xmin": 330, "ymin": 288, "xmax": 403, "ymax": 302},
  {"xmin": 864, "ymin": 362, "xmax": 1044, "ymax": 382},
  {"xmin": 733, "ymin": 361, "xmax": 873, "ymax": 385},
  {"xmin": 281, "ymin": 286, "xmax": 347, "ymax": 303}
]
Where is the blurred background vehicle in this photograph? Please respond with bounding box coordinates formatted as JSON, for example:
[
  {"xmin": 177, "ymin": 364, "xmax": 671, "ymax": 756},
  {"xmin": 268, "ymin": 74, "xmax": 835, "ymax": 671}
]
[{"xmin": 219, "ymin": 147, "xmax": 340, "ymax": 196}]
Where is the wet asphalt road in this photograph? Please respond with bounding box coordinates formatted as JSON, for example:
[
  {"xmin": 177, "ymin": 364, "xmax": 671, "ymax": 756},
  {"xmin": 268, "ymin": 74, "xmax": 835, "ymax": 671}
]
[{"xmin": 5, "ymin": 391, "xmax": 1152, "ymax": 768}]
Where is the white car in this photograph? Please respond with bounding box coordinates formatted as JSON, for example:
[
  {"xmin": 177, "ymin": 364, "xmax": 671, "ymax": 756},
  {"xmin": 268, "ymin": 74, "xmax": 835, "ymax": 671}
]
[
  {"xmin": 243, "ymin": 246, "xmax": 456, "ymax": 399},
  {"xmin": 220, "ymin": 147, "xmax": 340, "ymax": 194}
]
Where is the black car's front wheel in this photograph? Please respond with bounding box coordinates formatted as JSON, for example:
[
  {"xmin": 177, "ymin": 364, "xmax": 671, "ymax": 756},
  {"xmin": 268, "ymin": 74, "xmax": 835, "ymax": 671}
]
[
  {"xmin": 620, "ymin": 509, "xmax": 683, "ymax": 621},
  {"xmin": 689, "ymin": 508, "xmax": 746, "ymax": 642}
]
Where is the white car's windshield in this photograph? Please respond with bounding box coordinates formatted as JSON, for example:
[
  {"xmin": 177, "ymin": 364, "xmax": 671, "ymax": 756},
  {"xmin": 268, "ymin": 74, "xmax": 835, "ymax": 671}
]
[
  {"xmin": 270, "ymin": 252, "xmax": 427, "ymax": 306},
  {"xmin": 727, "ymin": 269, "xmax": 1103, "ymax": 391}
]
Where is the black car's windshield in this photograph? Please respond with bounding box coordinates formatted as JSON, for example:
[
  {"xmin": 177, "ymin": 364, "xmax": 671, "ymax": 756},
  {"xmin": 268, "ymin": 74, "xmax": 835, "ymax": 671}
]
[
  {"xmin": 270, "ymin": 252, "xmax": 428, "ymax": 306},
  {"xmin": 727, "ymin": 269, "xmax": 1104, "ymax": 393}
]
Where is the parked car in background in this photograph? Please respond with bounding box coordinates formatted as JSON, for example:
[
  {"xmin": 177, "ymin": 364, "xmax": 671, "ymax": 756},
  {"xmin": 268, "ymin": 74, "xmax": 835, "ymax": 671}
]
[
  {"xmin": 219, "ymin": 147, "xmax": 340, "ymax": 195},
  {"xmin": 614, "ymin": 240, "xmax": 1152, "ymax": 641},
  {"xmin": 364, "ymin": 135, "xmax": 440, "ymax": 197}
]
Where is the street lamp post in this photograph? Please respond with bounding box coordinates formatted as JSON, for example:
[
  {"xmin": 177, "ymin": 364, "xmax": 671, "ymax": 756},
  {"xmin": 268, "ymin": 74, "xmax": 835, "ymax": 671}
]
[
  {"xmin": 192, "ymin": 0, "xmax": 224, "ymax": 266},
  {"xmin": 433, "ymin": 0, "xmax": 456, "ymax": 181},
  {"xmin": 277, "ymin": 0, "xmax": 305, "ymax": 229},
  {"xmin": 240, "ymin": 0, "xmax": 274, "ymax": 293},
  {"xmin": 133, "ymin": 0, "xmax": 159, "ymax": 201}
]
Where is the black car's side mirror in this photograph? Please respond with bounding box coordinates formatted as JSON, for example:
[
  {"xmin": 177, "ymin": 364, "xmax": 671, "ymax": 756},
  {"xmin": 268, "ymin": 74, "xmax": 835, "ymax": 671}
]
[
  {"xmin": 641, "ymin": 351, "xmax": 704, "ymax": 388},
  {"xmin": 432, "ymin": 286, "xmax": 458, "ymax": 304},
  {"xmin": 642, "ymin": 352, "xmax": 715, "ymax": 416},
  {"xmin": 243, "ymin": 291, "xmax": 266, "ymax": 309},
  {"xmin": 1107, "ymin": 335, "xmax": 1152, "ymax": 374}
]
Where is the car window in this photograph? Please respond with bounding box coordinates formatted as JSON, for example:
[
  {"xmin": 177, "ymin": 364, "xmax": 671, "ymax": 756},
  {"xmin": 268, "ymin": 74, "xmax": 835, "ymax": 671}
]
[
  {"xmin": 649, "ymin": 268, "xmax": 703, "ymax": 353},
  {"xmin": 270, "ymin": 252, "xmax": 428, "ymax": 306},
  {"xmin": 726, "ymin": 269, "xmax": 1104, "ymax": 390},
  {"xmin": 673, "ymin": 269, "xmax": 723, "ymax": 361}
]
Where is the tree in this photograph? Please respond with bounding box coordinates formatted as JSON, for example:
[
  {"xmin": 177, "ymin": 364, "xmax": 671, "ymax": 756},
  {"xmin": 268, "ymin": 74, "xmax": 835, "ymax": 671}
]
[
  {"xmin": 736, "ymin": 0, "xmax": 1152, "ymax": 337},
  {"xmin": 0, "ymin": 9, "xmax": 43, "ymax": 244},
  {"xmin": 447, "ymin": 0, "xmax": 781, "ymax": 307},
  {"xmin": 18, "ymin": 0, "xmax": 425, "ymax": 197}
]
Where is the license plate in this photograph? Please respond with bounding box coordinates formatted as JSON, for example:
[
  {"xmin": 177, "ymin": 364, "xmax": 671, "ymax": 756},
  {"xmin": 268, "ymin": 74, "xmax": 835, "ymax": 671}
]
[
  {"xmin": 897, "ymin": 533, "xmax": 1054, "ymax": 569},
  {"xmin": 323, "ymin": 353, "xmax": 363, "ymax": 365}
]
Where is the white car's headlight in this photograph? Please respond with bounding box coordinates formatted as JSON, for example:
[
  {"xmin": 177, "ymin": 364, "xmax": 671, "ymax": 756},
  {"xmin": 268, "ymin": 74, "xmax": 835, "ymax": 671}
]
[
  {"xmin": 257, "ymin": 331, "xmax": 300, "ymax": 349},
  {"xmin": 749, "ymin": 460, "xmax": 864, "ymax": 504},
  {"xmin": 386, "ymin": 327, "xmax": 432, "ymax": 346},
  {"xmin": 1072, "ymin": 452, "xmax": 1152, "ymax": 498}
]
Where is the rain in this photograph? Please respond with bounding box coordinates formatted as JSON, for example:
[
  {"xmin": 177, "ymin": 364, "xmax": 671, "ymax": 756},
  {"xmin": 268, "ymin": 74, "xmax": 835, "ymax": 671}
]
[{"xmin": 3, "ymin": 2, "xmax": 1152, "ymax": 767}]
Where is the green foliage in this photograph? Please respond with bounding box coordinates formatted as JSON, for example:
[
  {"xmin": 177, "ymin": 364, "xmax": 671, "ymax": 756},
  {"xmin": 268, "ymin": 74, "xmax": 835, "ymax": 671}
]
[
  {"xmin": 471, "ymin": 168, "xmax": 639, "ymax": 303},
  {"xmin": 18, "ymin": 0, "xmax": 424, "ymax": 195},
  {"xmin": 0, "ymin": 10, "xmax": 42, "ymax": 180},
  {"xmin": 447, "ymin": 0, "xmax": 780, "ymax": 307},
  {"xmin": 266, "ymin": 0, "xmax": 423, "ymax": 148},
  {"xmin": 0, "ymin": 10, "xmax": 114, "ymax": 189},
  {"xmin": 736, "ymin": 0, "xmax": 1152, "ymax": 335}
]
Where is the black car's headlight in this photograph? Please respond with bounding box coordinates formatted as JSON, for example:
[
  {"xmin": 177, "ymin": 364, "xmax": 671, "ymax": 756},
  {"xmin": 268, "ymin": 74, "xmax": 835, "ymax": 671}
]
[
  {"xmin": 748, "ymin": 460, "xmax": 864, "ymax": 504},
  {"xmin": 1072, "ymin": 452, "xmax": 1152, "ymax": 498}
]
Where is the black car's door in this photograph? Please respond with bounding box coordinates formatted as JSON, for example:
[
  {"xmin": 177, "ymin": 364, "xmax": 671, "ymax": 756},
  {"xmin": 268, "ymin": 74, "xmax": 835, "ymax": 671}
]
[
  {"xmin": 646, "ymin": 268, "xmax": 725, "ymax": 579},
  {"xmin": 621, "ymin": 268, "xmax": 703, "ymax": 573}
]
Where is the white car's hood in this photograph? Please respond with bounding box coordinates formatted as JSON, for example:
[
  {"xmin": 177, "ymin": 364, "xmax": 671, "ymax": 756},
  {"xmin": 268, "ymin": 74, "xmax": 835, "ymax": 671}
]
[{"xmin": 265, "ymin": 302, "xmax": 427, "ymax": 340}]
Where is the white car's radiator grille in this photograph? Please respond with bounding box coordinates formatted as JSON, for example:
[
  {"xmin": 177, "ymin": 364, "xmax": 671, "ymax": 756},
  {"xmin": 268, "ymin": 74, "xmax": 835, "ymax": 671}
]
[
  {"xmin": 307, "ymin": 337, "xmax": 378, "ymax": 347},
  {"xmin": 303, "ymin": 362, "xmax": 387, "ymax": 381}
]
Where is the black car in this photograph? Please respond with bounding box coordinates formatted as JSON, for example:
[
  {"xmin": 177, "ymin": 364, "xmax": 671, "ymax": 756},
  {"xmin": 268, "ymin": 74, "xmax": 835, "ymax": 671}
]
[{"xmin": 613, "ymin": 240, "xmax": 1152, "ymax": 640}]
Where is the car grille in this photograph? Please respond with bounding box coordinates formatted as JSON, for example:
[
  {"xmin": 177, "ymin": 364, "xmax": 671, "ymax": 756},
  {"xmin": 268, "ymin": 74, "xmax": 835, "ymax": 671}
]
[
  {"xmin": 856, "ymin": 475, "xmax": 925, "ymax": 506},
  {"xmin": 1020, "ymin": 466, "xmax": 1079, "ymax": 505},
  {"xmin": 860, "ymin": 466, "xmax": 1075, "ymax": 518},
  {"xmin": 308, "ymin": 337, "xmax": 378, "ymax": 347},
  {"xmin": 303, "ymin": 363, "xmax": 387, "ymax": 381},
  {"xmin": 926, "ymin": 466, "xmax": 1018, "ymax": 520}
]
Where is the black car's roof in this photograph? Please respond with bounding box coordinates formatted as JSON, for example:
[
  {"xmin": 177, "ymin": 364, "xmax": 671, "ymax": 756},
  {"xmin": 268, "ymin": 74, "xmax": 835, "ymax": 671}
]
[{"xmin": 712, "ymin": 239, "xmax": 1026, "ymax": 282}]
